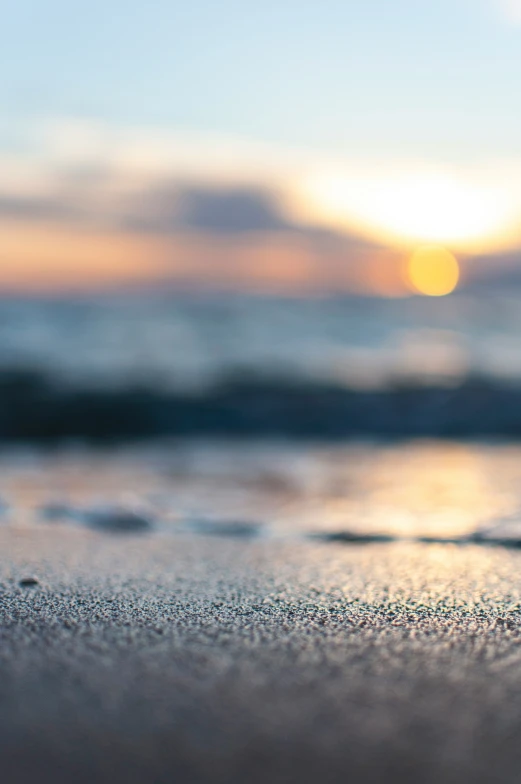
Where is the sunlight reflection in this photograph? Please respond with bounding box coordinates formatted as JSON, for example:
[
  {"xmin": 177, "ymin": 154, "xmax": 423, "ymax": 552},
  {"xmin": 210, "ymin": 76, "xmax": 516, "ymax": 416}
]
[{"xmin": 4, "ymin": 442, "xmax": 519, "ymax": 546}]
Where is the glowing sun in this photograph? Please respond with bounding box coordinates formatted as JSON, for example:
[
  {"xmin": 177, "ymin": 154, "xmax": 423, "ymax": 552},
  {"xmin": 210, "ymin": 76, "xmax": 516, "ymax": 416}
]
[{"xmin": 407, "ymin": 246, "xmax": 460, "ymax": 297}]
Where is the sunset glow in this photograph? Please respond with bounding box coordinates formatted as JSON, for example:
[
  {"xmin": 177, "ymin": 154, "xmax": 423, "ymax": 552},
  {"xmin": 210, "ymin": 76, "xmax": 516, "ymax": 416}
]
[
  {"xmin": 298, "ymin": 169, "xmax": 519, "ymax": 255},
  {"xmin": 0, "ymin": 221, "xmax": 173, "ymax": 293},
  {"xmin": 2, "ymin": 1, "xmax": 521, "ymax": 296}
]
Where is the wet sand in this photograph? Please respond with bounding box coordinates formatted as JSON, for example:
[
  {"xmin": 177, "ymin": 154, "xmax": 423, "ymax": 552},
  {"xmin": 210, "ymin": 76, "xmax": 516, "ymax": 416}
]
[
  {"xmin": 3, "ymin": 441, "xmax": 521, "ymax": 783},
  {"xmin": 4, "ymin": 525, "xmax": 521, "ymax": 784}
]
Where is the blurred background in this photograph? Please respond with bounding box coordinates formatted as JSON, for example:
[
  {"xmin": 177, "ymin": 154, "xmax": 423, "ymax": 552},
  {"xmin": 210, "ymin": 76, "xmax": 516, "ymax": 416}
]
[{"xmin": 3, "ymin": 0, "xmax": 521, "ymax": 439}]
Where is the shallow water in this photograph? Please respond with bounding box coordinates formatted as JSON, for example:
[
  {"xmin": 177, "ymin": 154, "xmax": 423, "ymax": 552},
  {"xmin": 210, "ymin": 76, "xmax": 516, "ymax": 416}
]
[{"xmin": 3, "ymin": 440, "xmax": 521, "ymax": 545}]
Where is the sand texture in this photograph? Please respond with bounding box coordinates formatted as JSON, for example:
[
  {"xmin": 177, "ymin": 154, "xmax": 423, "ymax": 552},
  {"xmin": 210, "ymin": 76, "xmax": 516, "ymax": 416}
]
[
  {"xmin": 2, "ymin": 442, "xmax": 521, "ymax": 783},
  {"xmin": 3, "ymin": 525, "xmax": 521, "ymax": 784}
]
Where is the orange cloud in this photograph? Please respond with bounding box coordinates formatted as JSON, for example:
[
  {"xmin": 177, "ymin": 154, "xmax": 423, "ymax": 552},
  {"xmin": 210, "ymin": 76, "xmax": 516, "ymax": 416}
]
[
  {"xmin": 0, "ymin": 219, "xmax": 408, "ymax": 297},
  {"xmin": 0, "ymin": 220, "xmax": 172, "ymax": 292}
]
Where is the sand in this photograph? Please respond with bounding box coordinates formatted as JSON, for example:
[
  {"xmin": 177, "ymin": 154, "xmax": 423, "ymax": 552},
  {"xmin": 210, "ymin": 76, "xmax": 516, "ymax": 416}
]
[
  {"xmin": 3, "ymin": 522, "xmax": 521, "ymax": 784},
  {"xmin": 2, "ymin": 440, "xmax": 521, "ymax": 783}
]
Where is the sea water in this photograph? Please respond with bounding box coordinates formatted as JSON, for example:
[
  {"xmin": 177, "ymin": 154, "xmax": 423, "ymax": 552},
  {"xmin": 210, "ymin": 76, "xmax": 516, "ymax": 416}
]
[{"xmin": 0, "ymin": 291, "xmax": 520, "ymax": 390}]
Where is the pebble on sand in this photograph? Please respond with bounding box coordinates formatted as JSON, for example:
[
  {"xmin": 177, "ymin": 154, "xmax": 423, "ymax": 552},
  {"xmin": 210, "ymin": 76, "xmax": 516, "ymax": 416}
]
[{"xmin": 19, "ymin": 577, "xmax": 39, "ymax": 587}]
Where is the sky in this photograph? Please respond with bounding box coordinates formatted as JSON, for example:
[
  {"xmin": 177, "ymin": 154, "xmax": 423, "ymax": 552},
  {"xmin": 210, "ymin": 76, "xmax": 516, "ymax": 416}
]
[{"xmin": 2, "ymin": 0, "xmax": 521, "ymax": 294}]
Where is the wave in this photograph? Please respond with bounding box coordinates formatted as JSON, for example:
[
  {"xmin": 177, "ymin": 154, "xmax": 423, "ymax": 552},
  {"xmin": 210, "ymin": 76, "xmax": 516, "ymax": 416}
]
[{"xmin": 2, "ymin": 368, "xmax": 521, "ymax": 443}]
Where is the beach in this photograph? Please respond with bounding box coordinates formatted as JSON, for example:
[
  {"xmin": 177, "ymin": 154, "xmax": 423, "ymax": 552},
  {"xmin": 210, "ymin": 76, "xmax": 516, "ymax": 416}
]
[
  {"xmin": 4, "ymin": 0, "xmax": 521, "ymax": 778},
  {"xmin": 3, "ymin": 442, "xmax": 521, "ymax": 783}
]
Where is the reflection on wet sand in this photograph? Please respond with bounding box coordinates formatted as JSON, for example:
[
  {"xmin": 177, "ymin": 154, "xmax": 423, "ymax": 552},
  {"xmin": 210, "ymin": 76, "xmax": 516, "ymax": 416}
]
[{"xmin": 2, "ymin": 441, "xmax": 521, "ymax": 547}]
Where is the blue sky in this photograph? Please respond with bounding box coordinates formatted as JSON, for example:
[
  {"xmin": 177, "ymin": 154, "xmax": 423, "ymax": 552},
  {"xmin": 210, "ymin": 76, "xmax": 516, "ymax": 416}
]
[{"xmin": 3, "ymin": 0, "xmax": 521, "ymax": 161}]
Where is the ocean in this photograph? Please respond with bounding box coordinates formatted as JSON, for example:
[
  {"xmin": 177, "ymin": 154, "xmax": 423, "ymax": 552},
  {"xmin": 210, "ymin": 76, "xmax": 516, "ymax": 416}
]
[
  {"xmin": 0, "ymin": 290, "xmax": 521, "ymax": 441},
  {"xmin": 1, "ymin": 290, "xmax": 520, "ymax": 391}
]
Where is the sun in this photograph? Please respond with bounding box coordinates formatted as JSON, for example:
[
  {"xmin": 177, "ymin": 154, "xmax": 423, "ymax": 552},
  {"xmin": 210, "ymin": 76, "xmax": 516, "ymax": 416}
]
[{"xmin": 407, "ymin": 246, "xmax": 459, "ymax": 297}]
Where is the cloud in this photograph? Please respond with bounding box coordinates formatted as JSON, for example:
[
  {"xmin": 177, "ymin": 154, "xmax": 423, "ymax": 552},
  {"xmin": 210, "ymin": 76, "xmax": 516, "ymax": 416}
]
[
  {"xmin": 0, "ymin": 150, "xmax": 384, "ymax": 294},
  {"xmin": 6, "ymin": 116, "xmax": 521, "ymax": 252},
  {"xmin": 0, "ymin": 193, "xmax": 70, "ymax": 221},
  {"xmin": 4, "ymin": 116, "xmax": 521, "ymax": 295},
  {"xmin": 0, "ymin": 148, "xmax": 374, "ymax": 253},
  {"xmin": 0, "ymin": 120, "xmax": 306, "ymax": 235},
  {"xmin": 175, "ymin": 187, "xmax": 293, "ymax": 234},
  {"xmin": 0, "ymin": 164, "xmax": 129, "ymax": 230},
  {"xmin": 115, "ymin": 182, "xmax": 296, "ymax": 235}
]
